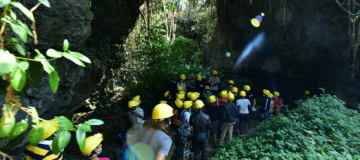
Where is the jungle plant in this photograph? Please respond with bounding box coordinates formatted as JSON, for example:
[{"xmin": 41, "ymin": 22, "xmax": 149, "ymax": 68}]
[
  {"xmin": 212, "ymin": 89, "xmax": 360, "ymax": 159},
  {"xmin": 0, "ymin": 0, "xmax": 103, "ymax": 159}
]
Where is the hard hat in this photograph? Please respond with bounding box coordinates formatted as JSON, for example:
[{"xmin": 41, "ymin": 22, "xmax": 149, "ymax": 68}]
[
  {"xmin": 220, "ymin": 90, "xmax": 228, "ymax": 98},
  {"xmin": 205, "ymin": 86, "xmax": 210, "ymax": 90},
  {"xmin": 183, "ymin": 101, "xmax": 192, "ymax": 109},
  {"xmin": 227, "ymin": 92, "xmax": 235, "ymax": 101},
  {"xmin": 164, "ymin": 91, "xmax": 170, "ymax": 98},
  {"xmin": 213, "ymin": 70, "xmax": 218, "ymax": 75},
  {"xmin": 128, "ymin": 101, "xmax": 139, "ymax": 108},
  {"xmin": 240, "ymin": 91, "xmax": 246, "ymax": 97},
  {"xmin": 82, "ymin": 133, "xmax": 103, "ymax": 156},
  {"xmin": 243, "ymin": 85, "xmax": 250, "ymax": 91},
  {"xmin": 177, "ymin": 93, "xmax": 185, "ymax": 100},
  {"xmin": 228, "ymin": 80, "xmax": 234, "ymax": 84},
  {"xmin": 194, "ymin": 100, "xmax": 205, "ymax": 109},
  {"xmin": 274, "ymin": 91, "xmax": 280, "ymax": 97},
  {"xmin": 39, "ymin": 119, "xmax": 59, "ymax": 140},
  {"xmin": 180, "ymin": 74, "xmax": 186, "ymax": 80},
  {"xmin": 190, "ymin": 92, "xmax": 199, "ymax": 101},
  {"xmin": 132, "ymin": 95, "xmax": 140, "ymax": 101},
  {"xmin": 305, "ymin": 90, "xmax": 310, "ymax": 95},
  {"xmin": 231, "ymin": 87, "xmax": 238, "ymax": 93},
  {"xmin": 160, "ymin": 100, "xmax": 167, "ymax": 104},
  {"xmin": 175, "ymin": 99, "xmax": 183, "ymax": 108},
  {"xmin": 187, "ymin": 92, "xmax": 193, "ymax": 99},
  {"xmin": 268, "ymin": 93, "xmax": 274, "ymax": 98},
  {"xmin": 197, "ymin": 75, "xmax": 202, "ymax": 81},
  {"xmin": 179, "ymin": 91, "xmax": 185, "ymax": 94},
  {"xmin": 209, "ymin": 95, "xmax": 216, "ymax": 103},
  {"xmin": 152, "ymin": 104, "xmax": 174, "ymax": 120},
  {"xmin": 263, "ymin": 89, "xmax": 270, "ymax": 95},
  {"xmin": 177, "ymin": 86, "xmax": 184, "ymax": 91}
]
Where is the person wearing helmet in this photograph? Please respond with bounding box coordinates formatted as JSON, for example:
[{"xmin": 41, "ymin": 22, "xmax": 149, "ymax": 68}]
[
  {"xmin": 186, "ymin": 92, "xmax": 193, "ymax": 101},
  {"xmin": 220, "ymin": 92, "xmax": 238, "ymax": 143},
  {"xmin": 243, "ymin": 85, "xmax": 256, "ymax": 130},
  {"xmin": 132, "ymin": 95, "xmax": 144, "ymax": 123},
  {"xmin": 268, "ymin": 93, "xmax": 275, "ymax": 115},
  {"xmin": 164, "ymin": 91, "xmax": 173, "ymax": 107},
  {"xmin": 206, "ymin": 95, "xmax": 219, "ymax": 144},
  {"xmin": 24, "ymin": 119, "xmax": 64, "ymax": 160},
  {"xmin": 202, "ymin": 86, "xmax": 212, "ymax": 109},
  {"xmin": 260, "ymin": 89, "xmax": 272, "ymax": 122},
  {"xmin": 304, "ymin": 90, "xmax": 310, "ymax": 99},
  {"xmin": 236, "ymin": 91, "xmax": 251, "ymax": 136},
  {"xmin": 126, "ymin": 104, "xmax": 174, "ymax": 160},
  {"xmin": 190, "ymin": 92, "xmax": 200, "ymax": 115},
  {"xmin": 217, "ymin": 90, "xmax": 228, "ymax": 138},
  {"xmin": 272, "ymin": 91, "xmax": 283, "ymax": 116},
  {"xmin": 194, "ymin": 75, "xmax": 205, "ymax": 99},
  {"xmin": 82, "ymin": 133, "xmax": 110, "ymax": 160},
  {"xmin": 126, "ymin": 101, "xmax": 139, "ymax": 132},
  {"xmin": 224, "ymin": 80, "xmax": 234, "ymax": 93},
  {"xmin": 179, "ymin": 101, "xmax": 192, "ymax": 125},
  {"xmin": 177, "ymin": 74, "xmax": 187, "ymax": 93},
  {"xmin": 190, "ymin": 100, "xmax": 212, "ymax": 160},
  {"xmin": 231, "ymin": 87, "xmax": 240, "ymax": 134},
  {"xmin": 208, "ymin": 71, "xmax": 220, "ymax": 96}
]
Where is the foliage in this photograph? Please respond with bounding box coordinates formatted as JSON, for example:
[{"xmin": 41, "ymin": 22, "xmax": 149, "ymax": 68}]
[
  {"xmin": 191, "ymin": 6, "xmax": 217, "ymax": 47},
  {"xmin": 212, "ymin": 89, "xmax": 360, "ymax": 159},
  {"xmin": 0, "ymin": 0, "xmax": 103, "ymax": 158},
  {"xmin": 171, "ymin": 36, "xmax": 198, "ymax": 59}
]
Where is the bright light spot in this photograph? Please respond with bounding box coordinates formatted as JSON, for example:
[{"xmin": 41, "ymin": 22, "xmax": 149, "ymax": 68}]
[
  {"xmin": 251, "ymin": 18, "xmax": 260, "ymax": 27},
  {"xmin": 261, "ymin": 12, "xmax": 265, "ymax": 16},
  {"xmin": 234, "ymin": 32, "xmax": 265, "ymax": 69},
  {"xmin": 255, "ymin": 15, "xmax": 263, "ymax": 23},
  {"xmin": 226, "ymin": 52, "xmax": 231, "ymax": 57}
]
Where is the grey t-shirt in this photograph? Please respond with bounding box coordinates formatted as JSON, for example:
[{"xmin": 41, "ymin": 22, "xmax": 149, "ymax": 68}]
[{"xmin": 128, "ymin": 126, "xmax": 172, "ymax": 159}]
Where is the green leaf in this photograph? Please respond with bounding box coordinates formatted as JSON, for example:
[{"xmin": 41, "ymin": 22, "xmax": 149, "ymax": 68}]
[
  {"xmin": 10, "ymin": 65, "xmax": 26, "ymax": 91},
  {"xmin": 52, "ymin": 133, "xmax": 60, "ymax": 155},
  {"xmin": 18, "ymin": 60, "xmax": 29, "ymax": 70},
  {"xmin": 69, "ymin": 51, "xmax": 91, "ymax": 63},
  {"xmin": 63, "ymin": 39, "xmax": 69, "ymax": 52},
  {"xmin": 18, "ymin": 20, "xmax": 33, "ymax": 36},
  {"xmin": 84, "ymin": 124, "xmax": 92, "ymax": 132},
  {"xmin": 49, "ymin": 70, "xmax": 59, "ymax": 94},
  {"xmin": 58, "ymin": 129, "xmax": 71, "ymax": 150},
  {"xmin": 39, "ymin": 0, "xmax": 50, "ymax": 7},
  {"xmin": 8, "ymin": 120, "xmax": 28, "ymax": 140},
  {"xmin": 0, "ymin": 0, "xmax": 10, "ymax": 8},
  {"xmin": 40, "ymin": 61, "xmax": 54, "ymax": 74},
  {"xmin": 55, "ymin": 116, "xmax": 73, "ymax": 130},
  {"xmin": 27, "ymin": 125, "xmax": 44, "ymax": 146},
  {"xmin": 76, "ymin": 128, "xmax": 86, "ymax": 152},
  {"xmin": 63, "ymin": 52, "xmax": 85, "ymax": 67},
  {"xmin": 34, "ymin": 49, "xmax": 46, "ymax": 61},
  {"xmin": 9, "ymin": 23, "xmax": 27, "ymax": 42},
  {"xmin": 10, "ymin": 37, "xmax": 18, "ymax": 43},
  {"xmin": 46, "ymin": 49, "xmax": 62, "ymax": 58},
  {"xmin": 9, "ymin": 10, "xmax": 17, "ymax": 21},
  {"xmin": 11, "ymin": 2, "xmax": 35, "ymax": 22},
  {"xmin": 85, "ymin": 119, "xmax": 104, "ymax": 126},
  {"xmin": 28, "ymin": 106, "xmax": 39, "ymax": 125},
  {"xmin": 15, "ymin": 44, "xmax": 25, "ymax": 56},
  {"xmin": 0, "ymin": 49, "xmax": 16, "ymax": 76}
]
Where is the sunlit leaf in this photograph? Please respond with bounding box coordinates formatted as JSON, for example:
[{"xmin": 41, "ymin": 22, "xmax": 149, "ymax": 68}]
[
  {"xmin": 18, "ymin": 60, "xmax": 29, "ymax": 70},
  {"xmin": 49, "ymin": 69, "xmax": 59, "ymax": 93},
  {"xmin": 63, "ymin": 52, "xmax": 85, "ymax": 67},
  {"xmin": 15, "ymin": 44, "xmax": 25, "ymax": 56},
  {"xmin": 39, "ymin": 0, "xmax": 50, "ymax": 7},
  {"xmin": 46, "ymin": 49, "xmax": 62, "ymax": 58},
  {"xmin": 10, "ymin": 65, "xmax": 26, "ymax": 91},
  {"xmin": 0, "ymin": 50, "xmax": 16, "ymax": 76},
  {"xmin": 40, "ymin": 61, "xmax": 54, "ymax": 74},
  {"xmin": 11, "ymin": 2, "xmax": 35, "ymax": 22},
  {"xmin": 9, "ymin": 23, "xmax": 27, "ymax": 42},
  {"xmin": 18, "ymin": 20, "xmax": 33, "ymax": 36},
  {"xmin": 8, "ymin": 119, "xmax": 28, "ymax": 139},
  {"xmin": 76, "ymin": 128, "xmax": 86, "ymax": 152},
  {"xmin": 63, "ymin": 39, "xmax": 69, "ymax": 52},
  {"xmin": 0, "ymin": 0, "xmax": 10, "ymax": 8},
  {"xmin": 52, "ymin": 133, "xmax": 60, "ymax": 154},
  {"xmin": 69, "ymin": 51, "xmax": 91, "ymax": 63},
  {"xmin": 28, "ymin": 106, "xmax": 40, "ymax": 125},
  {"xmin": 27, "ymin": 125, "xmax": 44, "ymax": 146},
  {"xmin": 55, "ymin": 116, "xmax": 73, "ymax": 130},
  {"xmin": 58, "ymin": 129, "xmax": 71, "ymax": 150},
  {"xmin": 85, "ymin": 119, "xmax": 104, "ymax": 126}
]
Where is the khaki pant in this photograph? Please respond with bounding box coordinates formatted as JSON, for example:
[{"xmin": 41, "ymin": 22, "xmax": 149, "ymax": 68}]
[{"xmin": 220, "ymin": 121, "xmax": 236, "ymax": 142}]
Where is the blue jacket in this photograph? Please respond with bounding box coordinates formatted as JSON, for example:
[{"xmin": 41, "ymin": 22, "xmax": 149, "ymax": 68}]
[{"xmin": 263, "ymin": 97, "xmax": 272, "ymax": 111}]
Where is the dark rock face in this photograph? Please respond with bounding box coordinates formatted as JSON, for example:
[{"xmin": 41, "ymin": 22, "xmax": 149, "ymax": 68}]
[
  {"xmin": 204, "ymin": 0, "xmax": 359, "ymax": 107},
  {"xmin": 0, "ymin": 0, "xmax": 144, "ymax": 158}
]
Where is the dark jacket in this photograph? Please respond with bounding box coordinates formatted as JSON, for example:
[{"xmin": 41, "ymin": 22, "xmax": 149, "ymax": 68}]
[
  {"xmin": 221, "ymin": 102, "xmax": 238, "ymax": 123},
  {"xmin": 190, "ymin": 111, "xmax": 212, "ymax": 141},
  {"xmin": 207, "ymin": 103, "xmax": 219, "ymax": 122}
]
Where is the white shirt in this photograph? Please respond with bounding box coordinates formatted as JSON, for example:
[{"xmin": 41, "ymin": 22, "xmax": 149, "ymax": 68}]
[
  {"xmin": 177, "ymin": 81, "xmax": 187, "ymax": 91},
  {"xmin": 208, "ymin": 76, "xmax": 220, "ymax": 90},
  {"xmin": 236, "ymin": 99, "xmax": 251, "ymax": 114}
]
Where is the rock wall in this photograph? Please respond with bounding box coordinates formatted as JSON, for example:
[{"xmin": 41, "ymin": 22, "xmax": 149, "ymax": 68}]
[
  {"xmin": 0, "ymin": 0, "xmax": 144, "ymax": 158},
  {"xmin": 204, "ymin": 0, "xmax": 359, "ymax": 107}
]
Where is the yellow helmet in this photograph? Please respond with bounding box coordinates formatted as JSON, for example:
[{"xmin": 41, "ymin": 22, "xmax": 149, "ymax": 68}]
[
  {"xmin": 152, "ymin": 104, "xmax": 174, "ymax": 120},
  {"xmin": 177, "ymin": 86, "xmax": 184, "ymax": 91},
  {"xmin": 227, "ymin": 92, "xmax": 235, "ymax": 101},
  {"xmin": 240, "ymin": 91, "xmax": 246, "ymax": 97},
  {"xmin": 164, "ymin": 91, "xmax": 170, "ymax": 98},
  {"xmin": 197, "ymin": 75, "xmax": 202, "ymax": 81},
  {"xmin": 274, "ymin": 91, "xmax": 280, "ymax": 97},
  {"xmin": 179, "ymin": 91, "xmax": 185, "ymax": 94},
  {"xmin": 268, "ymin": 93, "xmax": 274, "ymax": 98},
  {"xmin": 187, "ymin": 92, "xmax": 193, "ymax": 99},
  {"xmin": 180, "ymin": 74, "xmax": 186, "ymax": 80},
  {"xmin": 209, "ymin": 95, "xmax": 216, "ymax": 103},
  {"xmin": 205, "ymin": 86, "xmax": 210, "ymax": 90},
  {"xmin": 228, "ymin": 80, "xmax": 234, "ymax": 84},
  {"xmin": 263, "ymin": 89, "xmax": 270, "ymax": 95},
  {"xmin": 128, "ymin": 101, "xmax": 139, "ymax": 108},
  {"xmin": 231, "ymin": 87, "xmax": 238, "ymax": 93},
  {"xmin": 243, "ymin": 85, "xmax": 250, "ymax": 91},
  {"xmin": 183, "ymin": 101, "xmax": 192, "ymax": 109},
  {"xmin": 82, "ymin": 133, "xmax": 103, "ymax": 156},
  {"xmin": 194, "ymin": 100, "xmax": 205, "ymax": 109},
  {"xmin": 177, "ymin": 93, "xmax": 185, "ymax": 100},
  {"xmin": 132, "ymin": 95, "xmax": 140, "ymax": 101},
  {"xmin": 38, "ymin": 119, "xmax": 59, "ymax": 140},
  {"xmin": 305, "ymin": 90, "xmax": 310, "ymax": 95},
  {"xmin": 220, "ymin": 90, "xmax": 228, "ymax": 98},
  {"xmin": 213, "ymin": 70, "xmax": 218, "ymax": 75},
  {"xmin": 190, "ymin": 92, "xmax": 199, "ymax": 101},
  {"xmin": 160, "ymin": 100, "xmax": 167, "ymax": 104},
  {"xmin": 175, "ymin": 99, "xmax": 183, "ymax": 108}
]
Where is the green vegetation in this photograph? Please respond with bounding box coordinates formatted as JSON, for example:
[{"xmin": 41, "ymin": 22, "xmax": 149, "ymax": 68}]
[{"xmin": 212, "ymin": 89, "xmax": 360, "ymax": 159}]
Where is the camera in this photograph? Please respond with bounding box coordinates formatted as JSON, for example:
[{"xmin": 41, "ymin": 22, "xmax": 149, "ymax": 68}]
[{"xmin": 175, "ymin": 123, "xmax": 193, "ymax": 160}]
